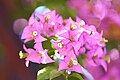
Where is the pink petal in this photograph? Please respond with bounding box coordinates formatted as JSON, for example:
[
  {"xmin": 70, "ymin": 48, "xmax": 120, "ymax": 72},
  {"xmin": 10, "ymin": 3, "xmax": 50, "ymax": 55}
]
[
  {"xmin": 25, "ymin": 52, "xmax": 42, "ymax": 64},
  {"xmin": 94, "ymin": 47, "xmax": 104, "ymax": 57},
  {"xmin": 42, "ymin": 51, "xmax": 54, "ymax": 64},
  {"xmin": 34, "ymin": 43, "xmax": 43, "ymax": 51},
  {"xmin": 28, "ymin": 14, "xmax": 35, "ymax": 26},
  {"xmin": 68, "ymin": 64, "xmax": 82, "ymax": 73},
  {"xmin": 98, "ymin": 59, "xmax": 107, "ymax": 72},
  {"xmin": 58, "ymin": 60, "xmax": 68, "ymax": 71},
  {"xmin": 21, "ymin": 26, "xmax": 31, "ymax": 39},
  {"xmin": 35, "ymin": 35, "xmax": 46, "ymax": 43}
]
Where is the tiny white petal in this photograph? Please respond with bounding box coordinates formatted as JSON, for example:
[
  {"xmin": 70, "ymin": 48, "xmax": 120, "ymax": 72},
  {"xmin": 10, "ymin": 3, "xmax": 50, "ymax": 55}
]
[
  {"xmin": 67, "ymin": 71, "xmax": 71, "ymax": 74},
  {"xmin": 80, "ymin": 20, "xmax": 85, "ymax": 26},
  {"xmin": 66, "ymin": 70, "xmax": 71, "ymax": 74},
  {"xmin": 25, "ymin": 60, "xmax": 29, "ymax": 67},
  {"xmin": 51, "ymin": 21, "xmax": 55, "ymax": 25}
]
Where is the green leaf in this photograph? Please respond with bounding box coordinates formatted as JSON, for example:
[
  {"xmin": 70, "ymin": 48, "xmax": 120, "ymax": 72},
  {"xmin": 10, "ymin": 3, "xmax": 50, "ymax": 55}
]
[
  {"xmin": 77, "ymin": 54, "xmax": 88, "ymax": 66},
  {"xmin": 25, "ymin": 40, "xmax": 35, "ymax": 48},
  {"xmin": 42, "ymin": 39, "xmax": 56, "ymax": 56},
  {"xmin": 48, "ymin": 49, "xmax": 55, "ymax": 57},
  {"xmin": 81, "ymin": 54, "xmax": 88, "ymax": 58},
  {"xmin": 37, "ymin": 67, "xmax": 49, "ymax": 80},
  {"xmin": 69, "ymin": 73, "xmax": 84, "ymax": 80},
  {"xmin": 49, "ymin": 69, "xmax": 61, "ymax": 80},
  {"xmin": 37, "ymin": 66, "xmax": 61, "ymax": 80},
  {"xmin": 48, "ymin": 36, "xmax": 57, "ymax": 40},
  {"xmin": 42, "ymin": 39, "xmax": 53, "ymax": 50},
  {"xmin": 77, "ymin": 55, "xmax": 82, "ymax": 65}
]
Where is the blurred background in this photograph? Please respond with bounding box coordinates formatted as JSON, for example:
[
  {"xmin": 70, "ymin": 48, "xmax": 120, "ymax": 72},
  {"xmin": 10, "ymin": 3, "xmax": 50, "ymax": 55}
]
[{"xmin": 0, "ymin": 0, "xmax": 120, "ymax": 80}]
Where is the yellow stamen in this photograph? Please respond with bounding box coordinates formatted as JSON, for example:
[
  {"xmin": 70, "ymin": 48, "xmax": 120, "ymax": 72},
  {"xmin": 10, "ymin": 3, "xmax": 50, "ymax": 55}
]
[
  {"xmin": 32, "ymin": 31, "xmax": 38, "ymax": 37},
  {"xmin": 19, "ymin": 51, "xmax": 23, "ymax": 59},
  {"xmin": 71, "ymin": 24, "xmax": 77, "ymax": 29},
  {"xmin": 100, "ymin": 38, "xmax": 108, "ymax": 43},
  {"xmin": 68, "ymin": 58, "xmax": 78, "ymax": 68},
  {"xmin": 47, "ymin": 15, "xmax": 51, "ymax": 19},
  {"xmin": 44, "ymin": 15, "xmax": 51, "ymax": 19},
  {"xmin": 56, "ymin": 39, "xmax": 61, "ymax": 42},
  {"xmin": 73, "ymin": 60, "xmax": 78, "ymax": 65},
  {"xmin": 19, "ymin": 51, "xmax": 28, "ymax": 59},
  {"xmin": 44, "ymin": 15, "xmax": 51, "ymax": 23},
  {"xmin": 57, "ymin": 43, "xmax": 63, "ymax": 48},
  {"xmin": 104, "ymin": 55, "xmax": 110, "ymax": 63}
]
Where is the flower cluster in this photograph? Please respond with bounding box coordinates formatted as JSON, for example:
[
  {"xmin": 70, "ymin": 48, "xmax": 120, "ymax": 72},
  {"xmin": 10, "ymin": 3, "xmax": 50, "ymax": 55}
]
[{"xmin": 19, "ymin": 10, "xmax": 108, "ymax": 76}]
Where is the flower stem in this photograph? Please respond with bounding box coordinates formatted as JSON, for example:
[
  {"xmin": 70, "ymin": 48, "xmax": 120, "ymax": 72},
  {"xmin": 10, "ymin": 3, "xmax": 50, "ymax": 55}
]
[{"xmin": 66, "ymin": 76, "xmax": 68, "ymax": 80}]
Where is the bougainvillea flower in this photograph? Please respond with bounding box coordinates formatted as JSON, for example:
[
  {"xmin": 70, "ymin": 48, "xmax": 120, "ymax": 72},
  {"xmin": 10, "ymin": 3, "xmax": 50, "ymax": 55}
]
[
  {"xmin": 81, "ymin": 29, "xmax": 104, "ymax": 50},
  {"xmin": 58, "ymin": 50, "xmax": 82, "ymax": 73},
  {"xmin": 35, "ymin": 10, "xmax": 63, "ymax": 37},
  {"xmin": 53, "ymin": 50, "xmax": 64, "ymax": 63},
  {"xmin": 51, "ymin": 39, "xmax": 73, "ymax": 56},
  {"xmin": 52, "ymin": 29, "xmax": 82, "ymax": 56},
  {"xmin": 23, "ymin": 45, "xmax": 54, "ymax": 67},
  {"xmin": 43, "ymin": 11, "xmax": 63, "ymax": 37},
  {"xmin": 85, "ymin": 58, "xmax": 120, "ymax": 80},
  {"xmin": 34, "ymin": 42, "xmax": 43, "ymax": 51},
  {"xmin": 21, "ymin": 20, "xmax": 46, "ymax": 43},
  {"xmin": 86, "ymin": 46, "xmax": 107, "ymax": 71},
  {"xmin": 62, "ymin": 17, "xmax": 78, "ymax": 30},
  {"xmin": 59, "ymin": 30, "xmax": 80, "ymax": 42}
]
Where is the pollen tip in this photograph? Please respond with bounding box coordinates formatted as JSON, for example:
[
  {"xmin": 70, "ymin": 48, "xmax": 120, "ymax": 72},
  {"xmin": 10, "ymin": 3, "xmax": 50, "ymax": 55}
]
[
  {"xmin": 19, "ymin": 51, "xmax": 23, "ymax": 59},
  {"xmin": 32, "ymin": 31, "xmax": 38, "ymax": 36}
]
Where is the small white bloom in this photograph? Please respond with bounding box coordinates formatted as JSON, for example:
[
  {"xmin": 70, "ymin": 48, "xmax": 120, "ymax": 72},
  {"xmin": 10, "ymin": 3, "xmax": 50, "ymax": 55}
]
[
  {"xmin": 25, "ymin": 60, "xmax": 29, "ymax": 67},
  {"xmin": 66, "ymin": 70, "xmax": 71, "ymax": 74},
  {"xmin": 51, "ymin": 21, "xmax": 55, "ymax": 25},
  {"xmin": 80, "ymin": 20, "xmax": 85, "ymax": 26},
  {"xmin": 53, "ymin": 51, "xmax": 64, "ymax": 63}
]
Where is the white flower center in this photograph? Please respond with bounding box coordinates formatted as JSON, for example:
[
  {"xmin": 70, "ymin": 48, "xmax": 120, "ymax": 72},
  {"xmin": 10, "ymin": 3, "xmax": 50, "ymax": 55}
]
[{"xmin": 32, "ymin": 31, "xmax": 38, "ymax": 36}]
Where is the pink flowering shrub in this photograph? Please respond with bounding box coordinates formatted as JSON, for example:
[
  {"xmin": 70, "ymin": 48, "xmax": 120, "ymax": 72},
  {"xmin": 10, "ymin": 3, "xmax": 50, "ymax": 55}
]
[
  {"xmin": 84, "ymin": 48, "xmax": 120, "ymax": 80},
  {"xmin": 19, "ymin": 9, "xmax": 108, "ymax": 80},
  {"xmin": 68, "ymin": 0, "xmax": 120, "ymax": 40}
]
